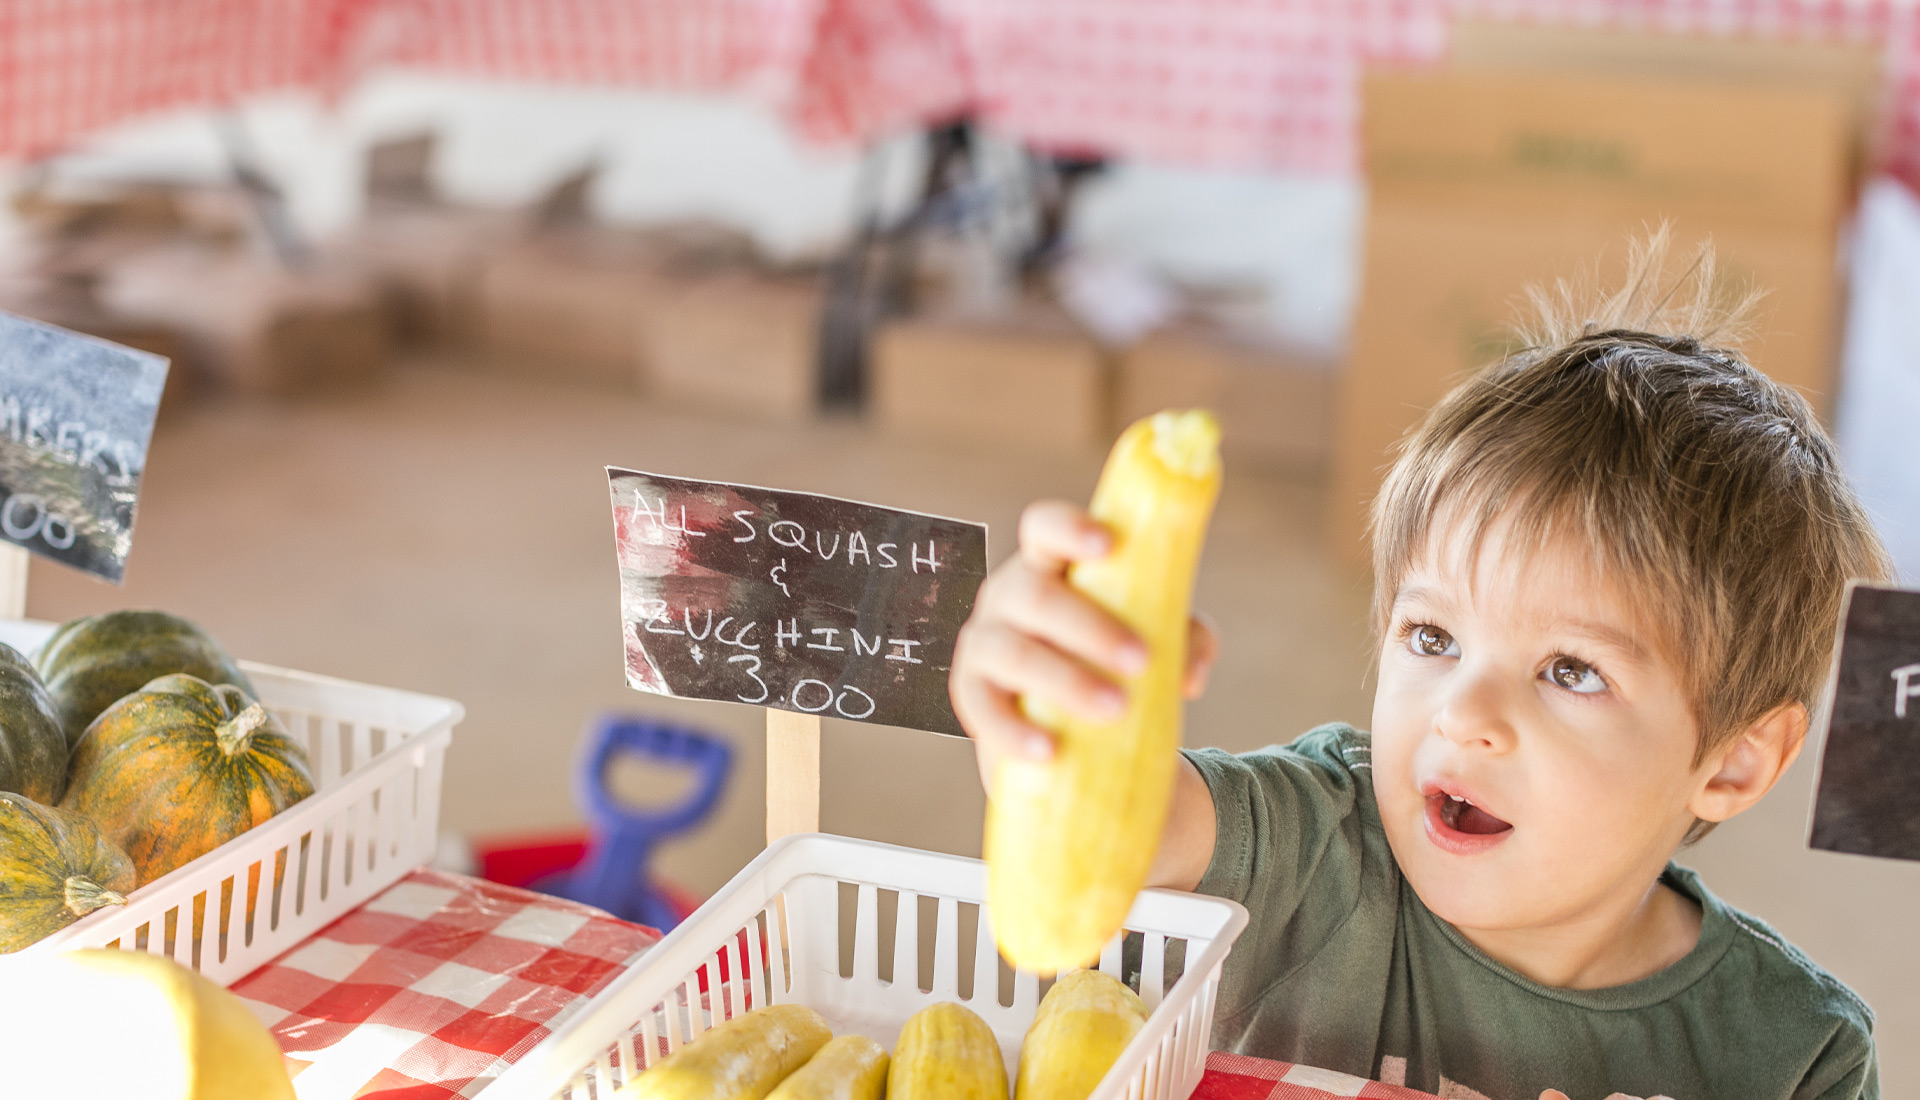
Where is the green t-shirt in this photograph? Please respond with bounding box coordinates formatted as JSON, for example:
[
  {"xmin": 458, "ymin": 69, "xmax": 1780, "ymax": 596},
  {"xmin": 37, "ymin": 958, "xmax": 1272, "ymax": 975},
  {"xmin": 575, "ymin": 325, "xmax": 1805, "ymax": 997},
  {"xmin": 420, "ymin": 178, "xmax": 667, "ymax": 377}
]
[{"xmin": 1185, "ymin": 724, "xmax": 1877, "ymax": 1100}]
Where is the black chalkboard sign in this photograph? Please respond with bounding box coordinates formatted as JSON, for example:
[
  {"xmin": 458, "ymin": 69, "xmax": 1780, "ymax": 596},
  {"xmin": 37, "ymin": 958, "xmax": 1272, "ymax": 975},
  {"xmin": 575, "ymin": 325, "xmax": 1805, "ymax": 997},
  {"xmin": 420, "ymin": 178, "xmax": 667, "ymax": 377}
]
[
  {"xmin": 607, "ymin": 468, "xmax": 988, "ymax": 734},
  {"xmin": 1810, "ymin": 583, "xmax": 1920, "ymax": 862},
  {"xmin": 0, "ymin": 313, "xmax": 168, "ymax": 583}
]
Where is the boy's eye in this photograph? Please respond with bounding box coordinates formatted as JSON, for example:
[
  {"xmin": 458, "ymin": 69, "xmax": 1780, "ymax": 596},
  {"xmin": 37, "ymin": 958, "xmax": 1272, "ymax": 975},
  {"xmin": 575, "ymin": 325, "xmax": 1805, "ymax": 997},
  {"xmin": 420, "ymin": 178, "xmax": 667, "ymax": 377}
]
[
  {"xmin": 1407, "ymin": 624, "xmax": 1459, "ymax": 658},
  {"xmin": 1546, "ymin": 656, "xmax": 1607, "ymax": 695}
]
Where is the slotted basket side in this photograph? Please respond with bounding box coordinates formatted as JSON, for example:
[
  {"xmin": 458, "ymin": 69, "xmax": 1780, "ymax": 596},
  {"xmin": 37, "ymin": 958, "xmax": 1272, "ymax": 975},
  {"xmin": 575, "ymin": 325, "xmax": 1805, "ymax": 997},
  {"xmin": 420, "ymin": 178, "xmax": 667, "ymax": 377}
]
[{"xmin": 481, "ymin": 834, "xmax": 1246, "ymax": 1100}]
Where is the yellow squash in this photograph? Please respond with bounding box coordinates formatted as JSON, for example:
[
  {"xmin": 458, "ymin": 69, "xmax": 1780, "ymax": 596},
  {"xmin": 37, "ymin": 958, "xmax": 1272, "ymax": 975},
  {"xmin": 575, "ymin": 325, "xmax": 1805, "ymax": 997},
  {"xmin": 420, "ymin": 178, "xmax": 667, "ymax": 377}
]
[
  {"xmin": 985, "ymin": 409, "xmax": 1223, "ymax": 972},
  {"xmin": 0, "ymin": 947, "xmax": 294, "ymax": 1100},
  {"xmin": 887, "ymin": 1002, "xmax": 1008, "ymax": 1100},
  {"xmin": 619, "ymin": 1002, "xmax": 831, "ymax": 1100},
  {"xmin": 766, "ymin": 1034, "xmax": 889, "ymax": 1100},
  {"xmin": 1013, "ymin": 969, "xmax": 1150, "ymax": 1100}
]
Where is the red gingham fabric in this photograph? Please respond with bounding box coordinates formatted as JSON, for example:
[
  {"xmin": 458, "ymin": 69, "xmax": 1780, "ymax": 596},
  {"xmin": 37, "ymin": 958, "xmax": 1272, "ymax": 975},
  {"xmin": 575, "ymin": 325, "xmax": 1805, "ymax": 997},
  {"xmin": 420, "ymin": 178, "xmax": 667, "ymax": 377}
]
[
  {"xmin": 1, "ymin": 2, "xmax": 1916, "ymax": 185},
  {"xmin": 0, "ymin": 0, "xmax": 343, "ymax": 160},
  {"xmin": 943, "ymin": 0, "xmax": 1920, "ymax": 179},
  {"xmin": 228, "ymin": 868, "xmax": 661, "ymax": 1100},
  {"xmin": 1195, "ymin": 1052, "xmax": 1444, "ymax": 1100},
  {"xmin": 789, "ymin": 0, "xmax": 972, "ymax": 143},
  {"xmin": 939, "ymin": 0, "xmax": 1446, "ymax": 173},
  {"xmin": 354, "ymin": 0, "xmax": 813, "ymax": 94}
]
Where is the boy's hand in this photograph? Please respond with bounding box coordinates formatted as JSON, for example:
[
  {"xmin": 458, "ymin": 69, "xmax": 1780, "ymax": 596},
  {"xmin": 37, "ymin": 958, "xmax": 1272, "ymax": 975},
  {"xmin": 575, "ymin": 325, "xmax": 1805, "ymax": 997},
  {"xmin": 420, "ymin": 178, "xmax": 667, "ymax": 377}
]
[{"xmin": 950, "ymin": 500, "xmax": 1218, "ymax": 790}]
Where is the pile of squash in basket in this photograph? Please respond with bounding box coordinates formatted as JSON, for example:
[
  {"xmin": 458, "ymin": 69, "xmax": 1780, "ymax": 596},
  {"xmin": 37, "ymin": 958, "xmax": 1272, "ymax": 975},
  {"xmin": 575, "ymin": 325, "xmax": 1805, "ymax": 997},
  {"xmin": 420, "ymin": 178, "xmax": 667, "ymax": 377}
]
[
  {"xmin": 626, "ymin": 967, "xmax": 1148, "ymax": 1100},
  {"xmin": 0, "ymin": 611, "xmax": 315, "ymax": 953}
]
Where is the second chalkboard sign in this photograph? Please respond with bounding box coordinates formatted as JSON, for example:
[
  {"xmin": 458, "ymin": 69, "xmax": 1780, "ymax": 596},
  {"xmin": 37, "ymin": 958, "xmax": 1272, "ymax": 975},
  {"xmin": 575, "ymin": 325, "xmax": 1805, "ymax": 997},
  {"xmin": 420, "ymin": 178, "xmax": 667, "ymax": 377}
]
[
  {"xmin": 1810, "ymin": 583, "xmax": 1920, "ymax": 862},
  {"xmin": 607, "ymin": 468, "xmax": 988, "ymax": 735}
]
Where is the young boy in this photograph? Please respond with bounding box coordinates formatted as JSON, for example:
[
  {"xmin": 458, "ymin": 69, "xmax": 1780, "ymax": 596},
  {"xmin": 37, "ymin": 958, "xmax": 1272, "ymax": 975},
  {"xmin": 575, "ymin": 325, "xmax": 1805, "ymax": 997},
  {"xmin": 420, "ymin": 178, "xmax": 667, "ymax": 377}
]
[{"xmin": 949, "ymin": 240, "xmax": 1891, "ymax": 1100}]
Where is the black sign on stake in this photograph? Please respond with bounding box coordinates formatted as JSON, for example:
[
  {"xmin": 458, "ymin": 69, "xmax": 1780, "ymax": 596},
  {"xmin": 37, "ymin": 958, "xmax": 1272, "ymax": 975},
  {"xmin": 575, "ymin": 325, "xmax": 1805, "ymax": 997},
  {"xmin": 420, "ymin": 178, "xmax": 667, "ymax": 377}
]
[
  {"xmin": 1810, "ymin": 583, "xmax": 1920, "ymax": 862},
  {"xmin": 607, "ymin": 468, "xmax": 989, "ymax": 735},
  {"xmin": 0, "ymin": 313, "xmax": 169, "ymax": 583}
]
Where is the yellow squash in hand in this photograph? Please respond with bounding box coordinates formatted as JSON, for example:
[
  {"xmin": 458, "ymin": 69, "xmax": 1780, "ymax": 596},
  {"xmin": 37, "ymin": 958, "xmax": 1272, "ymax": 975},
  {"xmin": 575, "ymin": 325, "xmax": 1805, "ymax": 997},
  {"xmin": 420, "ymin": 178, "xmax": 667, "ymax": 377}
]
[
  {"xmin": 620, "ymin": 1003, "xmax": 832, "ymax": 1100},
  {"xmin": 985, "ymin": 409, "xmax": 1223, "ymax": 973},
  {"xmin": 766, "ymin": 1034, "xmax": 889, "ymax": 1100},
  {"xmin": 0, "ymin": 948, "xmax": 294, "ymax": 1100},
  {"xmin": 887, "ymin": 1002, "xmax": 1008, "ymax": 1100},
  {"xmin": 1013, "ymin": 969, "xmax": 1151, "ymax": 1100}
]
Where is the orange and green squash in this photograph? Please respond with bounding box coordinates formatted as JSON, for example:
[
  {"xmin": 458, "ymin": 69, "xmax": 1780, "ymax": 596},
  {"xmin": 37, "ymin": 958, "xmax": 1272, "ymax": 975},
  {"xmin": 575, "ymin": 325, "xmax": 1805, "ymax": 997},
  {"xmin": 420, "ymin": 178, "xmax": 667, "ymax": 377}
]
[
  {"xmin": 0, "ymin": 642, "xmax": 67, "ymax": 804},
  {"xmin": 0, "ymin": 792, "xmax": 135, "ymax": 952},
  {"xmin": 61, "ymin": 674, "xmax": 313, "ymax": 886},
  {"xmin": 35, "ymin": 610, "xmax": 256, "ymax": 751}
]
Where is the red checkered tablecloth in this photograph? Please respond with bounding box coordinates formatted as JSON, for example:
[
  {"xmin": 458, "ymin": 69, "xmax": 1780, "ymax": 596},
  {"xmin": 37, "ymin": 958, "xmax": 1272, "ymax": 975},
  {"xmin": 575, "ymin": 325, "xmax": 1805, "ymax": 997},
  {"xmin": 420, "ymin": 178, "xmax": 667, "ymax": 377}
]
[
  {"xmin": 1196, "ymin": 1053, "xmax": 1443, "ymax": 1100},
  {"xmin": 940, "ymin": 0, "xmax": 1446, "ymax": 173},
  {"xmin": 2, "ymin": 0, "xmax": 1919, "ymax": 187},
  {"xmin": 219, "ymin": 866, "xmax": 1424, "ymax": 1100},
  {"xmin": 943, "ymin": 0, "xmax": 1920, "ymax": 179},
  {"xmin": 228, "ymin": 868, "xmax": 662, "ymax": 1099}
]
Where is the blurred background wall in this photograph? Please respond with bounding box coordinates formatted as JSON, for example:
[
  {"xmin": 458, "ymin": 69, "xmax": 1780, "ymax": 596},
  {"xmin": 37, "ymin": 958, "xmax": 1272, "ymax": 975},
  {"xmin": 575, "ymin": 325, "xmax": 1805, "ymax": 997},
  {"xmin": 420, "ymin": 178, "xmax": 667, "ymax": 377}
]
[{"xmin": 20, "ymin": 76, "xmax": 1367, "ymax": 356}]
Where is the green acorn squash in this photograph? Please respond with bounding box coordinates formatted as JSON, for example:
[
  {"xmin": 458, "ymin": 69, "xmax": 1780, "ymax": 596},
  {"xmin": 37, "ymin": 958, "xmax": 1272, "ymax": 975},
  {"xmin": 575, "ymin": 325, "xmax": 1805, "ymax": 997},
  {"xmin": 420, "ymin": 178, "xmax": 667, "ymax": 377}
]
[
  {"xmin": 61, "ymin": 674, "xmax": 313, "ymax": 886},
  {"xmin": 0, "ymin": 642, "xmax": 66, "ymax": 803},
  {"xmin": 0, "ymin": 792, "xmax": 135, "ymax": 952},
  {"xmin": 35, "ymin": 610, "xmax": 257, "ymax": 751}
]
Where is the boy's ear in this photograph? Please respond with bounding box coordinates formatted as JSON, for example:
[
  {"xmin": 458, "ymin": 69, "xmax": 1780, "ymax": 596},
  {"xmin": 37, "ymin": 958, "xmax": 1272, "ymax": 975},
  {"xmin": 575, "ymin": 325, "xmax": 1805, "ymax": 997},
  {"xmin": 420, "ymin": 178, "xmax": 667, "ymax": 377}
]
[{"xmin": 1688, "ymin": 702, "xmax": 1809, "ymax": 826}]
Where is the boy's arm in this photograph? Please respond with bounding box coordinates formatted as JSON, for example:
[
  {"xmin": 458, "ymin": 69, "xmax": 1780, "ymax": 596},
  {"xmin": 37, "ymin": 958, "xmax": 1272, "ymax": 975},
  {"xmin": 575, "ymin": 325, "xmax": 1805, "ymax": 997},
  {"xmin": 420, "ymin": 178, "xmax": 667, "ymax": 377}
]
[
  {"xmin": 950, "ymin": 499, "xmax": 1221, "ymax": 892},
  {"xmin": 1147, "ymin": 753, "xmax": 1217, "ymax": 892}
]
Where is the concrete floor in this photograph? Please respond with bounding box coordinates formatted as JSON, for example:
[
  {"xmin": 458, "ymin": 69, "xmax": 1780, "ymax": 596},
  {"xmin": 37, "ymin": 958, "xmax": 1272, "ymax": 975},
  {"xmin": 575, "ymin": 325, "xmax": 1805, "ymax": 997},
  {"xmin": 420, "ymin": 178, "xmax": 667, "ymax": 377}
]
[{"xmin": 27, "ymin": 359, "xmax": 1917, "ymax": 1087}]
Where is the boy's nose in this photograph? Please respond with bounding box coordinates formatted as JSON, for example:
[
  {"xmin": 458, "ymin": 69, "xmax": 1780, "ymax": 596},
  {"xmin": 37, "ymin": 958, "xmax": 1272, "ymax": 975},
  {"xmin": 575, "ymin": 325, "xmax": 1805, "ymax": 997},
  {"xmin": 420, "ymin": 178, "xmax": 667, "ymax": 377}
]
[{"xmin": 1433, "ymin": 667, "xmax": 1519, "ymax": 753}]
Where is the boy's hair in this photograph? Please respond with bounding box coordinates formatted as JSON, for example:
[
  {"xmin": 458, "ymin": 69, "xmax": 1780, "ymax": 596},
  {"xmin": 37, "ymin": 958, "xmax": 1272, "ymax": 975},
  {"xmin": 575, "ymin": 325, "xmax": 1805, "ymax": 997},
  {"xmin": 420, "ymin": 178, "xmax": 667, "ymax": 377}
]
[{"xmin": 1369, "ymin": 229, "xmax": 1892, "ymax": 789}]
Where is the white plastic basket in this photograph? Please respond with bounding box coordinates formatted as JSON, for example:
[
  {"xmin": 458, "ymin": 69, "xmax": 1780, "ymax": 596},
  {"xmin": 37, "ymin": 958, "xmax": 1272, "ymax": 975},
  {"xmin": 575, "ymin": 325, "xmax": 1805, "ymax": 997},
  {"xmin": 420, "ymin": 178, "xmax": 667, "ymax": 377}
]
[
  {"xmin": 482, "ymin": 833, "xmax": 1247, "ymax": 1100},
  {"xmin": 0, "ymin": 618, "xmax": 463, "ymax": 988}
]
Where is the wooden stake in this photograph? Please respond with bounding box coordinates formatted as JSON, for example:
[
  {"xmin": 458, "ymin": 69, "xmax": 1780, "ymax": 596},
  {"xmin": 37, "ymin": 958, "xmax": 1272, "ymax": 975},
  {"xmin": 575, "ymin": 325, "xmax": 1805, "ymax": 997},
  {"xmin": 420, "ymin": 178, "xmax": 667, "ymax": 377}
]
[
  {"xmin": 0, "ymin": 544, "xmax": 28, "ymax": 619},
  {"xmin": 766, "ymin": 708, "xmax": 821, "ymax": 844}
]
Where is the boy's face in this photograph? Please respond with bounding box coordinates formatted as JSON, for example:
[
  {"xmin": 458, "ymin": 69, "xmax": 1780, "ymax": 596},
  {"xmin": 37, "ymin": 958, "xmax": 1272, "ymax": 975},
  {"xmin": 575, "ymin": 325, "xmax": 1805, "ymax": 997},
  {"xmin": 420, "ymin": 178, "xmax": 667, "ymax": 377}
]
[{"xmin": 1370, "ymin": 515, "xmax": 1706, "ymax": 935}]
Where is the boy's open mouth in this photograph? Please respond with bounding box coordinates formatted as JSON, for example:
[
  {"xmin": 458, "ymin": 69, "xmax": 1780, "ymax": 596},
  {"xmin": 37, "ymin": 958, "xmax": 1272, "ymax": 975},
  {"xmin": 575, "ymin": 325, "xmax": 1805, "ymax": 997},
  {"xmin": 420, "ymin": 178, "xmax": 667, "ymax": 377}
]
[
  {"xmin": 1437, "ymin": 793, "xmax": 1512, "ymax": 835},
  {"xmin": 1418, "ymin": 780, "xmax": 1514, "ymax": 853}
]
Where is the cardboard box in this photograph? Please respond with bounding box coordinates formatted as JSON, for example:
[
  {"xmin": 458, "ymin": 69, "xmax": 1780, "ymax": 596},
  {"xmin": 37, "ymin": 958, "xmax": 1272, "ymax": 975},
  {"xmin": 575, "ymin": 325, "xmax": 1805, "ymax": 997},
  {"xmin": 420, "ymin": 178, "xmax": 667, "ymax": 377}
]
[
  {"xmin": 12, "ymin": 186, "xmax": 187, "ymax": 240},
  {"xmin": 1363, "ymin": 70, "xmax": 1852, "ymax": 233},
  {"xmin": 1330, "ymin": 67, "xmax": 1854, "ymax": 564},
  {"xmin": 365, "ymin": 132, "xmax": 439, "ymax": 207},
  {"xmin": 101, "ymin": 245, "xmax": 388, "ymax": 395},
  {"xmin": 1448, "ymin": 20, "xmax": 1885, "ymax": 175},
  {"xmin": 330, "ymin": 206, "xmax": 522, "ymax": 348},
  {"xmin": 642, "ymin": 273, "xmax": 821, "ymax": 420},
  {"xmin": 1119, "ymin": 325, "xmax": 1335, "ymax": 474},
  {"xmin": 870, "ymin": 308, "xmax": 1109, "ymax": 454},
  {"xmin": 475, "ymin": 236, "xmax": 660, "ymax": 389}
]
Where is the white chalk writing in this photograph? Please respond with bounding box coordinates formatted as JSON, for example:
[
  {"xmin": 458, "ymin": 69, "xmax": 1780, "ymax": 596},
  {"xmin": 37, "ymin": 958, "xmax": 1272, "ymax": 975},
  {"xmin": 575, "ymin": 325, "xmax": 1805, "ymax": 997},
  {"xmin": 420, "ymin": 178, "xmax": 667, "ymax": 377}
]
[
  {"xmin": 0, "ymin": 393, "xmax": 141, "ymax": 484},
  {"xmin": 912, "ymin": 541, "xmax": 939, "ymax": 574},
  {"xmin": 729, "ymin": 654, "xmax": 769, "ymax": 704},
  {"xmin": 710, "ymin": 505, "xmax": 932, "ymax": 577},
  {"xmin": 629, "ymin": 493, "xmax": 704, "ymax": 537},
  {"xmin": 0, "ymin": 493, "xmax": 76, "ymax": 550},
  {"xmin": 632, "ymin": 602, "xmax": 929, "ymax": 713},
  {"xmin": 1894, "ymin": 663, "xmax": 1920, "ymax": 719}
]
